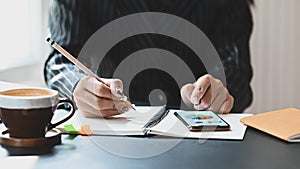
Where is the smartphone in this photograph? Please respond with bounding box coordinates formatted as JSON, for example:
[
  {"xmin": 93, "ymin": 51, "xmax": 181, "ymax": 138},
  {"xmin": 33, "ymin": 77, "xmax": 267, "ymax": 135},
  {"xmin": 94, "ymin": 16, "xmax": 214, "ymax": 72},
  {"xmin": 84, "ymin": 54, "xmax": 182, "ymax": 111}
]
[{"xmin": 174, "ymin": 110, "xmax": 230, "ymax": 131}]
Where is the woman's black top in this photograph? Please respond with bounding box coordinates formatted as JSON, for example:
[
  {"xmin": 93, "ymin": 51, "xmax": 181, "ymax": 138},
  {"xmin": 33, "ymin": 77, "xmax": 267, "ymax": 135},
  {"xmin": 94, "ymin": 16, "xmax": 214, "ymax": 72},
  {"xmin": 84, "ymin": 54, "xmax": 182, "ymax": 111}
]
[{"xmin": 44, "ymin": 0, "xmax": 253, "ymax": 112}]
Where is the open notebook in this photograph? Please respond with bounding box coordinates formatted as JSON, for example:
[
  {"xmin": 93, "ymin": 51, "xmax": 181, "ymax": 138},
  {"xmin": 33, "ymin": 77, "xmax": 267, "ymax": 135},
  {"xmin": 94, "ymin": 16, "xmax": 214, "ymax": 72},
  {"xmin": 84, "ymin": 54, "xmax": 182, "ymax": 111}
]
[{"xmin": 58, "ymin": 106, "xmax": 252, "ymax": 140}]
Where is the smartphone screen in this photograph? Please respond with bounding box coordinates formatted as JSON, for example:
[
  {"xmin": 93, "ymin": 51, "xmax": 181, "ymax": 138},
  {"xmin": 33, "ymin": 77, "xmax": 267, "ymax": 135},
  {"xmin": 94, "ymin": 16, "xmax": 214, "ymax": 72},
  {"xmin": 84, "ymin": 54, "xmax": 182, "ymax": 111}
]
[{"xmin": 174, "ymin": 110, "xmax": 230, "ymax": 131}]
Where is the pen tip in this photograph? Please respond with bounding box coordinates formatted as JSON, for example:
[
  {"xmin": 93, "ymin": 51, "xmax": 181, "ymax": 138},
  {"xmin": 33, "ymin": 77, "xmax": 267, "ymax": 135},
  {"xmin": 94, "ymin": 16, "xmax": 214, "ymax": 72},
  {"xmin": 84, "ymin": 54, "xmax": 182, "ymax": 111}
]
[
  {"xmin": 131, "ymin": 104, "xmax": 136, "ymax": 110},
  {"xmin": 46, "ymin": 37, "xmax": 50, "ymax": 42}
]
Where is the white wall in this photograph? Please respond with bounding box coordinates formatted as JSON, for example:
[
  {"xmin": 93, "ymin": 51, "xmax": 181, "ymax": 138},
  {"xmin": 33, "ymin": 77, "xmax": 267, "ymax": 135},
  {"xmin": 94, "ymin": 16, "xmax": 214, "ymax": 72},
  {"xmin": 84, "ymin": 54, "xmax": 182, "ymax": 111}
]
[
  {"xmin": 0, "ymin": 0, "xmax": 49, "ymax": 87},
  {"xmin": 246, "ymin": 0, "xmax": 300, "ymax": 113}
]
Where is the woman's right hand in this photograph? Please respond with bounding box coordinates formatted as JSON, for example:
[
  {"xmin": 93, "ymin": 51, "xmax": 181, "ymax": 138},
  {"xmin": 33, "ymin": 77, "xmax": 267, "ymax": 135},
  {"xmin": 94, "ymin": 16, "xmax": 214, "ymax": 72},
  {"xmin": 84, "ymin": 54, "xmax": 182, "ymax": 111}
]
[{"xmin": 73, "ymin": 76, "xmax": 129, "ymax": 118}]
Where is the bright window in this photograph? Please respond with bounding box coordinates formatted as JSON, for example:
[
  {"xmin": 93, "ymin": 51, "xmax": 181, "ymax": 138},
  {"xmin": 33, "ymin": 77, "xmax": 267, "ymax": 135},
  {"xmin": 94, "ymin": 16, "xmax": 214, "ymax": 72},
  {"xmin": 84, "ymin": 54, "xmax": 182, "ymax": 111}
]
[{"xmin": 0, "ymin": 0, "xmax": 42, "ymax": 70}]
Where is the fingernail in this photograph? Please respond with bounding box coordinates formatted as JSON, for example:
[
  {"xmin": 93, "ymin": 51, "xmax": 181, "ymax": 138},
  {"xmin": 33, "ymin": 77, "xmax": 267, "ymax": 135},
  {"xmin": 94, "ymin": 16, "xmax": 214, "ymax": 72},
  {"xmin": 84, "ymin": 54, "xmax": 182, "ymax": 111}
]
[
  {"xmin": 120, "ymin": 96, "xmax": 127, "ymax": 101},
  {"xmin": 115, "ymin": 87, "xmax": 123, "ymax": 95},
  {"xmin": 199, "ymin": 87, "xmax": 203, "ymax": 92},
  {"xmin": 122, "ymin": 106, "xmax": 129, "ymax": 112},
  {"xmin": 201, "ymin": 102, "xmax": 209, "ymax": 109},
  {"xmin": 192, "ymin": 96, "xmax": 198, "ymax": 104}
]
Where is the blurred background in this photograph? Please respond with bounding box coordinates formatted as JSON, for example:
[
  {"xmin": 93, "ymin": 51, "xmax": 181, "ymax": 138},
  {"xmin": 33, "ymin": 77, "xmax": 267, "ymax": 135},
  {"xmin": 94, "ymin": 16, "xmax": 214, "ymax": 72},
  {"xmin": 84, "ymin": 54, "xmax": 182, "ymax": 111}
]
[{"xmin": 0, "ymin": 0, "xmax": 299, "ymax": 113}]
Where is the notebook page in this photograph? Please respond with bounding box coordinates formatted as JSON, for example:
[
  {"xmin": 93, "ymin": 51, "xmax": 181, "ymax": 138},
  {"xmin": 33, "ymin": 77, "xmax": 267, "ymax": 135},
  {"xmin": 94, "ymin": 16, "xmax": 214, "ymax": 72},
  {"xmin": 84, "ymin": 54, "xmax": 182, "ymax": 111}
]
[
  {"xmin": 59, "ymin": 106, "xmax": 163, "ymax": 135},
  {"xmin": 149, "ymin": 110, "xmax": 252, "ymax": 140}
]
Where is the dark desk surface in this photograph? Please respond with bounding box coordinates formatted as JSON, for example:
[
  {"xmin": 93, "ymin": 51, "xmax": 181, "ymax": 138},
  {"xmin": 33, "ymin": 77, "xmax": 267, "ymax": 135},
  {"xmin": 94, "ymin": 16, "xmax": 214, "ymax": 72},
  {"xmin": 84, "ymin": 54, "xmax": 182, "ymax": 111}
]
[
  {"xmin": 1, "ymin": 82, "xmax": 298, "ymax": 168},
  {"xmin": 16, "ymin": 127, "xmax": 298, "ymax": 169}
]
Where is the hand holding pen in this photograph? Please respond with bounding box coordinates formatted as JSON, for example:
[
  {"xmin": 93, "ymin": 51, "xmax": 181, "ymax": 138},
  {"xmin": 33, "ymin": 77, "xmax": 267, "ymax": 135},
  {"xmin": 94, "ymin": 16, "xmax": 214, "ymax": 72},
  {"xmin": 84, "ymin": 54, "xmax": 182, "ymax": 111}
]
[{"xmin": 46, "ymin": 38, "xmax": 135, "ymax": 118}]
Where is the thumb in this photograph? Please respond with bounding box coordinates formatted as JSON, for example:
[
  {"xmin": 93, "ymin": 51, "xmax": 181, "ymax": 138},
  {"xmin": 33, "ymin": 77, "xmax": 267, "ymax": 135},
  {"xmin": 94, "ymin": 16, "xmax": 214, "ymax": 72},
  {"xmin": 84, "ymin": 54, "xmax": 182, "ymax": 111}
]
[{"xmin": 180, "ymin": 83, "xmax": 194, "ymax": 108}]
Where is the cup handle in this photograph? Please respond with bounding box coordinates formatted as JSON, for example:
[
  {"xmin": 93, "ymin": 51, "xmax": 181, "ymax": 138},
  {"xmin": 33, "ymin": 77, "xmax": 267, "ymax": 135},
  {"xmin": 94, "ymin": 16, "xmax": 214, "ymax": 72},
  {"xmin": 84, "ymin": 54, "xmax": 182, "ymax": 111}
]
[{"xmin": 47, "ymin": 98, "xmax": 75, "ymax": 131}]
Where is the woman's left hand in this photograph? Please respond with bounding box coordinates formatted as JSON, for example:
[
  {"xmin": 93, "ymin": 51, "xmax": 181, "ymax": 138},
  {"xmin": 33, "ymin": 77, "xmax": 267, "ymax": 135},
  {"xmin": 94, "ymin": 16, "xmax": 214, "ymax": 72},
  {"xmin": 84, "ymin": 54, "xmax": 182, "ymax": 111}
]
[{"xmin": 180, "ymin": 74, "xmax": 234, "ymax": 114}]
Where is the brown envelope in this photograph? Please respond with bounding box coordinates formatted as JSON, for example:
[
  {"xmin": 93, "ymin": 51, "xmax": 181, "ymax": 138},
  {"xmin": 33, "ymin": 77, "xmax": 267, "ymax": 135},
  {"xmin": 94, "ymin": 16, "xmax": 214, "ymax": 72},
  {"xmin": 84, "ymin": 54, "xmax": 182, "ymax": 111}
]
[{"xmin": 240, "ymin": 108, "xmax": 300, "ymax": 142}]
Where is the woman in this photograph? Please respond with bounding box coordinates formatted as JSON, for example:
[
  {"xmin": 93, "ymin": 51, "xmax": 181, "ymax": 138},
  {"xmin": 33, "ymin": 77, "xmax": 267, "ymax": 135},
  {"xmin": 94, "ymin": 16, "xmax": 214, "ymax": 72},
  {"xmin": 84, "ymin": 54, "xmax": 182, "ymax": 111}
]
[{"xmin": 44, "ymin": 0, "xmax": 253, "ymax": 117}]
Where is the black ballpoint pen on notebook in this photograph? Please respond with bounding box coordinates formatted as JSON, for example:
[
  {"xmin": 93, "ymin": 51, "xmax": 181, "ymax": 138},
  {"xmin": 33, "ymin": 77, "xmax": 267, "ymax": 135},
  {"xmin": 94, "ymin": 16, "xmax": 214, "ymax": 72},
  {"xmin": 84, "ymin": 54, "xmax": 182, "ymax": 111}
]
[{"xmin": 46, "ymin": 37, "xmax": 135, "ymax": 111}]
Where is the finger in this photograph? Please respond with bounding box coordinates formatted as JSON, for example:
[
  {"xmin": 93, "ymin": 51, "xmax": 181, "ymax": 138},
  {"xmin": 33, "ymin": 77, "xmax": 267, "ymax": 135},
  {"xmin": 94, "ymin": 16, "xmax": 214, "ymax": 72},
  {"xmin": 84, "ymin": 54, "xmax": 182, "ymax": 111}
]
[
  {"xmin": 77, "ymin": 101, "xmax": 106, "ymax": 118},
  {"xmin": 73, "ymin": 81, "xmax": 114, "ymax": 110},
  {"xmin": 207, "ymin": 89, "xmax": 227, "ymax": 113},
  {"xmin": 74, "ymin": 87, "xmax": 113, "ymax": 110},
  {"xmin": 194, "ymin": 76, "xmax": 224, "ymax": 111},
  {"xmin": 218, "ymin": 93, "xmax": 234, "ymax": 114},
  {"xmin": 79, "ymin": 76, "xmax": 113, "ymax": 99},
  {"xmin": 76, "ymin": 90, "xmax": 130, "ymax": 112},
  {"xmin": 76, "ymin": 100, "xmax": 103, "ymax": 118},
  {"xmin": 190, "ymin": 74, "xmax": 212, "ymax": 104},
  {"xmin": 104, "ymin": 78, "xmax": 124, "ymax": 98},
  {"xmin": 77, "ymin": 100, "xmax": 125, "ymax": 118},
  {"xmin": 194, "ymin": 86, "xmax": 212, "ymax": 110},
  {"xmin": 113, "ymin": 100, "xmax": 131, "ymax": 112},
  {"xmin": 180, "ymin": 83, "xmax": 195, "ymax": 108}
]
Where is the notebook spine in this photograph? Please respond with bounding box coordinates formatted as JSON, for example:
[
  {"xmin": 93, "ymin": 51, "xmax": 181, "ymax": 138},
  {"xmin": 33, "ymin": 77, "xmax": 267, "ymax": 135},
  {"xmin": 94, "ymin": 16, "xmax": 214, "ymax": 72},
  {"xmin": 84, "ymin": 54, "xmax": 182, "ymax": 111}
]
[{"xmin": 143, "ymin": 106, "xmax": 168, "ymax": 129}]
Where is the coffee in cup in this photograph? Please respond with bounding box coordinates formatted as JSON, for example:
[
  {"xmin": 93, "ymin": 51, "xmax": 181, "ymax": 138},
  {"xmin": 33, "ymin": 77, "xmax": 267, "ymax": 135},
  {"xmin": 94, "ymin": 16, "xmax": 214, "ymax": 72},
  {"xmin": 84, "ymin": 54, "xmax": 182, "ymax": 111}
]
[{"xmin": 0, "ymin": 88, "xmax": 75, "ymax": 138}]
